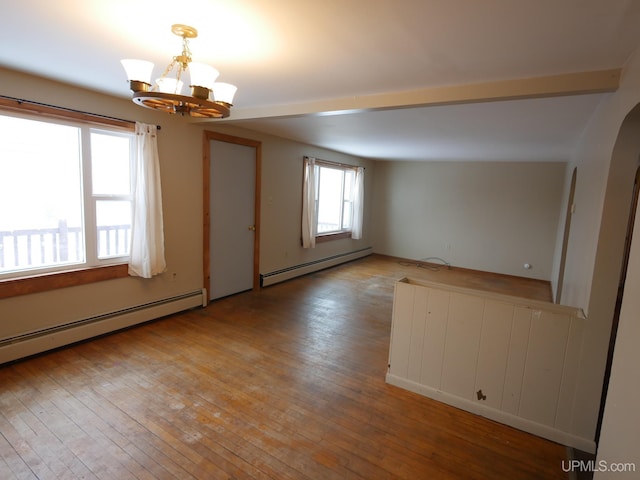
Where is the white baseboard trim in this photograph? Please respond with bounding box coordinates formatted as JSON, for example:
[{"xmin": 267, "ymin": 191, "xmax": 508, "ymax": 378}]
[
  {"xmin": 386, "ymin": 373, "xmax": 596, "ymax": 454},
  {"xmin": 261, "ymin": 247, "xmax": 373, "ymax": 287},
  {"xmin": 0, "ymin": 289, "xmax": 206, "ymax": 364}
]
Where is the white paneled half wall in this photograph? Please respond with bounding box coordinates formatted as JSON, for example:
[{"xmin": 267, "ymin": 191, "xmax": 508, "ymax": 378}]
[{"xmin": 386, "ymin": 277, "xmax": 591, "ymax": 452}]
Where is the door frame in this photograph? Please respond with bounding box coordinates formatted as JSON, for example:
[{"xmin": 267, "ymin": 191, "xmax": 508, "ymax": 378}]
[{"xmin": 203, "ymin": 130, "xmax": 262, "ymax": 299}]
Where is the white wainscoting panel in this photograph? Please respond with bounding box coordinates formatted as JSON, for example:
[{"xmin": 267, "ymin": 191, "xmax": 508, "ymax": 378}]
[{"xmin": 386, "ymin": 277, "xmax": 592, "ymax": 452}]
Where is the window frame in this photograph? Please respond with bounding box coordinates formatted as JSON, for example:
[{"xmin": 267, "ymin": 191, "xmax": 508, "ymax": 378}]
[
  {"xmin": 0, "ymin": 99, "xmax": 134, "ymax": 298},
  {"xmin": 313, "ymin": 160, "xmax": 359, "ymax": 242}
]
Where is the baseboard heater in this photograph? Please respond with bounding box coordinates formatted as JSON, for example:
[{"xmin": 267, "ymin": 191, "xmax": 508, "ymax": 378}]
[
  {"xmin": 260, "ymin": 247, "xmax": 373, "ymax": 287},
  {"xmin": 0, "ymin": 288, "xmax": 207, "ymax": 365}
]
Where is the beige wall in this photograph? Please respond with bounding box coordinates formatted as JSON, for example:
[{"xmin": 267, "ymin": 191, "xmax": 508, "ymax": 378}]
[
  {"xmin": 0, "ymin": 68, "xmax": 373, "ymax": 345},
  {"xmin": 371, "ymin": 160, "xmax": 566, "ymax": 280},
  {"xmin": 0, "ymin": 68, "xmax": 206, "ymax": 341},
  {"xmin": 202, "ymin": 125, "xmax": 375, "ymax": 276}
]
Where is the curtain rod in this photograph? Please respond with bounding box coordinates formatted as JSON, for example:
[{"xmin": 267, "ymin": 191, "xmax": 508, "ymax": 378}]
[
  {"xmin": 0, "ymin": 94, "xmax": 161, "ymax": 130},
  {"xmin": 304, "ymin": 155, "xmax": 365, "ymax": 169}
]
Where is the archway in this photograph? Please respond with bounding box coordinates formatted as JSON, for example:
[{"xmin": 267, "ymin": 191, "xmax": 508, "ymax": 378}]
[{"xmin": 593, "ymin": 105, "xmax": 640, "ymax": 444}]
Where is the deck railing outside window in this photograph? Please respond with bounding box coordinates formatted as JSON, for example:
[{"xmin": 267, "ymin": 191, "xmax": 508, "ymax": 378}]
[{"xmin": 0, "ymin": 220, "xmax": 130, "ymax": 271}]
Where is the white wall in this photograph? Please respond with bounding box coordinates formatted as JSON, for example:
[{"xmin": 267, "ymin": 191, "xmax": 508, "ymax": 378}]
[
  {"xmin": 371, "ymin": 160, "xmax": 565, "ymax": 280},
  {"xmin": 554, "ymin": 42, "xmax": 640, "ymax": 446},
  {"xmin": 549, "ymin": 166, "xmax": 576, "ymax": 302},
  {"xmin": 593, "ymin": 51, "xmax": 640, "ymax": 475},
  {"xmin": 370, "ymin": 41, "xmax": 640, "ymax": 448},
  {"xmin": 559, "ymin": 66, "xmax": 640, "ymax": 313},
  {"xmin": 595, "ymin": 171, "xmax": 640, "ymax": 476}
]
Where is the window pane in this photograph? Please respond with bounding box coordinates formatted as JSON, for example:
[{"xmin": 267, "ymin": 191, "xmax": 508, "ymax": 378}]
[
  {"xmin": 91, "ymin": 131, "xmax": 131, "ymax": 195},
  {"xmin": 342, "ymin": 170, "xmax": 355, "ymax": 229},
  {"xmin": 344, "ymin": 170, "xmax": 354, "ymax": 200},
  {"xmin": 0, "ymin": 115, "xmax": 84, "ymax": 273},
  {"xmin": 342, "ymin": 200, "xmax": 353, "ymax": 229},
  {"xmin": 316, "ymin": 167, "xmax": 344, "ymax": 233},
  {"xmin": 96, "ymin": 200, "xmax": 131, "ymax": 259}
]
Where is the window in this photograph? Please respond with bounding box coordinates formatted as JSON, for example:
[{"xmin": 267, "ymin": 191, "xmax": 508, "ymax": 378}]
[
  {"xmin": 315, "ymin": 164, "xmax": 356, "ymax": 235},
  {"xmin": 302, "ymin": 156, "xmax": 364, "ymax": 248},
  {"xmin": 0, "ymin": 111, "xmax": 134, "ymax": 281}
]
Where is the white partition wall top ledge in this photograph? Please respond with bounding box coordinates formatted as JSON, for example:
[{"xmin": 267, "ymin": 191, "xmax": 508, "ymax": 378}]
[{"xmin": 397, "ymin": 277, "xmax": 586, "ymax": 319}]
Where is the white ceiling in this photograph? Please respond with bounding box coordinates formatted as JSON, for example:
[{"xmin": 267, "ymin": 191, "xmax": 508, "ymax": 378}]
[{"xmin": 1, "ymin": 0, "xmax": 640, "ymax": 161}]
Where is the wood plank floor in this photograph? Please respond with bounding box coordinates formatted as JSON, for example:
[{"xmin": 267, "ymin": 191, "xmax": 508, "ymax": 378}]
[{"xmin": 0, "ymin": 255, "xmax": 568, "ymax": 479}]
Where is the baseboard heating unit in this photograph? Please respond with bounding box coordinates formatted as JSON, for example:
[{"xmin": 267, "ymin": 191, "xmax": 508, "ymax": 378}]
[
  {"xmin": 0, "ymin": 288, "xmax": 207, "ymax": 364},
  {"xmin": 260, "ymin": 247, "xmax": 373, "ymax": 287}
]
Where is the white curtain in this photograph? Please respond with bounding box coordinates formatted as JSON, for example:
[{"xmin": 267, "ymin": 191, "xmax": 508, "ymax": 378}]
[
  {"xmin": 128, "ymin": 122, "xmax": 166, "ymax": 278},
  {"xmin": 301, "ymin": 156, "xmax": 317, "ymax": 248},
  {"xmin": 351, "ymin": 167, "xmax": 364, "ymax": 240}
]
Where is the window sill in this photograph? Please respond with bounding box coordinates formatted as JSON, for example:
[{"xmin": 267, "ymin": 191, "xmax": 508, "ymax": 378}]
[
  {"xmin": 316, "ymin": 231, "xmax": 352, "ymax": 243},
  {"xmin": 0, "ymin": 264, "xmax": 129, "ymax": 300}
]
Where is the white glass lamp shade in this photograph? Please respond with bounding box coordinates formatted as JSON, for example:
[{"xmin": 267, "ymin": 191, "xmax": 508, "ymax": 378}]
[
  {"xmin": 120, "ymin": 59, "xmax": 154, "ymax": 84},
  {"xmin": 156, "ymin": 77, "xmax": 184, "ymax": 94},
  {"xmin": 212, "ymin": 82, "xmax": 238, "ymax": 105},
  {"xmin": 189, "ymin": 62, "xmax": 219, "ymax": 90}
]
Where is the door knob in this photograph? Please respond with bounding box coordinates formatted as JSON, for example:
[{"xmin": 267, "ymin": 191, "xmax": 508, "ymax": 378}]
[{"xmin": 248, "ymin": 225, "xmax": 256, "ymax": 231}]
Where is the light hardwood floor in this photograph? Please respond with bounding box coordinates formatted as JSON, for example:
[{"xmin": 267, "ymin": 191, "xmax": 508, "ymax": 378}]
[{"xmin": 0, "ymin": 255, "xmax": 568, "ymax": 479}]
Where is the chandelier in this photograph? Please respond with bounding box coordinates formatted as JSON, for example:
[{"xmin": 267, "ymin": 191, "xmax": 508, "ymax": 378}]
[{"xmin": 121, "ymin": 24, "xmax": 236, "ymax": 118}]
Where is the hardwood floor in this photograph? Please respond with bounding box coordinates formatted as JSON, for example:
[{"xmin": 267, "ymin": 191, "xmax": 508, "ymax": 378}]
[{"xmin": 0, "ymin": 255, "xmax": 568, "ymax": 479}]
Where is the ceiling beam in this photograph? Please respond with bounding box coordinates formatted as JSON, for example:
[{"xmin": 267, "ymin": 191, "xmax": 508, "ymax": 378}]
[{"xmin": 207, "ymin": 68, "xmax": 620, "ymax": 122}]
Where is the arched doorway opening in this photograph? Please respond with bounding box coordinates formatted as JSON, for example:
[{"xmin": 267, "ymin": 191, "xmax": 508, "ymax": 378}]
[
  {"xmin": 597, "ymin": 164, "xmax": 640, "ymax": 442},
  {"xmin": 593, "ymin": 104, "xmax": 640, "ymax": 445}
]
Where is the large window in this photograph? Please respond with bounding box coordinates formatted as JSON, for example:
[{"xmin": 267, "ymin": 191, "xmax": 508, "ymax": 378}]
[
  {"xmin": 315, "ymin": 163, "xmax": 356, "ymax": 235},
  {"xmin": 0, "ymin": 111, "xmax": 134, "ymax": 280}
]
